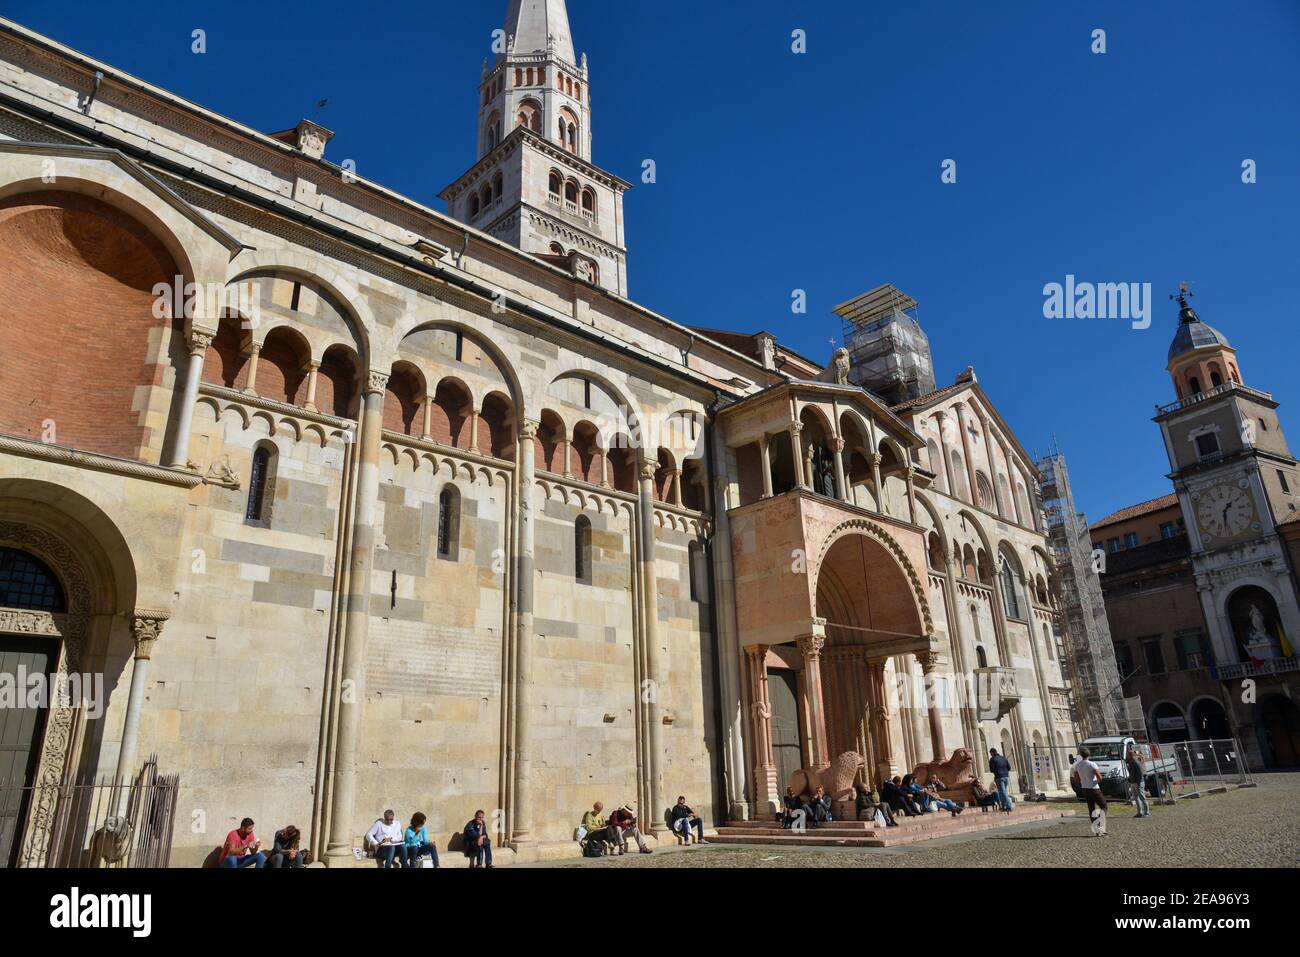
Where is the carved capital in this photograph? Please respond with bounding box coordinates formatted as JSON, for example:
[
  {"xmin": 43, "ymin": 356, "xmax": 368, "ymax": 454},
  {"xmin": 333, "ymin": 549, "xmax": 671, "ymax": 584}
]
[
  {"xmin": 364, "ymin": 370, "xmax": 390, "ymax": 396},
  {"xmin": 830, "ymin": 437, "xmax": 846, "ymax": 454},
  {"xmin": 130, "ymin": 611, "xmax": 169, "ymax": 660},
  {"xmin": 186, "ymin": 329, "xmax": 215, "ymax": 358},
  {"xmin": 639, "ymin": 460, "xmax": 658, "ymax": 483},
  {"xmin": 519, "ymin": 418, "xmax": 541, "ymax": 442},
  {"xmin": 916, "ymin": 650, "xmax": 940, "ymax": 674},
  {"xmin": 867, "ymin": 452, "xmax": 882, "ymax": 468},
  {"xmin": 788, "ymin": 421, "xmax": 803, "ymax": 437},
  {"xmin": 796, "ymin": 633, "xmax": 825, "ymax": 660}
]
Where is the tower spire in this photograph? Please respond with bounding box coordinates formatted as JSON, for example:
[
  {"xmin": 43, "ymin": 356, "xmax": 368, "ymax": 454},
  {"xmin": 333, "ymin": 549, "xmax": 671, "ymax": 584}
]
[{"xmin": 502, "ymin": 0, "xmax": 576, "ymax": 64}]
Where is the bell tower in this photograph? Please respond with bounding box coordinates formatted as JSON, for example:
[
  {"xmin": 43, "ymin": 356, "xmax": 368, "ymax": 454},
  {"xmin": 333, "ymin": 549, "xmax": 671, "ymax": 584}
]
[
  {"xmin": 1153, "ymin": 286, "xmax": 1300, "ymax": 676},
  {"xmin": 441, "ymin": 0, "xmax": 630, "ymax": 296}
]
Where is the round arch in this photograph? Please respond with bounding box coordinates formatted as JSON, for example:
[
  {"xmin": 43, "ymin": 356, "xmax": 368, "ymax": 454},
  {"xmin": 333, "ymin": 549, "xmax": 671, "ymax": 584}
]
[{"xmin": 811, "ymin": 518, "xmax": 934, "ymax": 638}]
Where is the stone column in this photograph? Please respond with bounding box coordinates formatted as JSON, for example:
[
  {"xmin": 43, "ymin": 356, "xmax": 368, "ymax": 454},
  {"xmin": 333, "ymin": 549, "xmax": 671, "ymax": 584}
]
[
  {"xmin": 917, "ymin": 650, "xmax": 947, "ymax": 762},
  {"xmin": 420, "ymin": 396, "xmax": 434, "ymax": 441},
  {"xmin": 303, "ymin": 361, "xmax": 321, "ymax": 412},
  {"xmin": 468, "ymin": 409, "xmax": 481, "ymax": 454},
  {"xmin": 831, "ymin": 437, "xmax": 847, "ymax": 502},
  {"xmin": 866, "ymin": 659, "xmax": 893, "ymax": 784},
  {"xmin": 325, "ymin": 370, "xmax": 387, "ymax": 865},
  {"xmin": 745, "ymin": 645, "xmax": 779, "ymax": 814},
  {"xmin": 637, "ymin": 457, "xmax": 666, "ymax": 830},
  {"xmin": 905, "ymin": 466, "xmax": 918, "ymax": 525},
  {"xmin": 670, "ymin": 468, "xmax": 682, "ymax": 507},
  {"xmin": 599, "ymin": 450, "xmax": 611, "ymax": 489},
  {"xmin": 115, "ymin": 611, "xmax": 168, "ymax": 792},
  {"xmin": 168, "ymin": 329, "xmax": 213, "ymax": 468},
  {"xmin": 560, "ymin": 438, "xmax": 573, "ymax": 479},
  {"xmin": 512, "ymin": 418, "xmax": 540, "ymax": 843},
  {"xmin": 936, "ymin": 411, "xmax": 957, "ymax": 498},
  {"xmin": 788, "ymin": 422, "xmax": 806, "ymax": 489},
  {"xmin": 242, "ymin": 343, "xmax": 261, "ymax": 396},
  {"xmin": 759, "ymin": 435, "xmax": 773, "ymax": 498},
  {"xmin": 796, "ymin": 620, "xmax": 830, "ymax": 771},
  {"xmin": 869, "ymin": 452, "xmax": 884, "ymax": 514},
  {"xmin": 956, "ymin": 405, "xmax": 979, "ymax": 506}
]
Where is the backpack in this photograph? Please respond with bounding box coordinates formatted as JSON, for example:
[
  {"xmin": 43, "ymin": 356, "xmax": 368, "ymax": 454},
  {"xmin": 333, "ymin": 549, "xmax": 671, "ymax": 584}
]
[{"xmin": 582, "ymin": 837, "xmax": 604, "ymax": 858}]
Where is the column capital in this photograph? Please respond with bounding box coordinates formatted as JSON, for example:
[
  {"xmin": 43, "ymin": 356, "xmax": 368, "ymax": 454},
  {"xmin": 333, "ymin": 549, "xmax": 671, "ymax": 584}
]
[
  {"xmin": 867, "ymin": 452, "xmax": 882, "ymax": 468},
  {"xmin": 743, "ymin": 643, "xmax": 767, "ymax": 661},
  {"xmin": 830, "ymin": 437, "xmax": 846, "ymax": 454},
  {"xmin": 186, "ymin": 328, "xmax": 216, "ymax": 358},
  {"xmin": 796, "ymin": 632, "xmax": 825, "ymax": 659},
  {"xmin": 639, "ymin": 459, "xmax": 658, "ymax": 483},
  {"xmin": 364, "ymin": 370, "xmax": 390, "ymax": 396},
  {"xmin": 130, "ymin": 610, "xmax": 169, "ymax": 660},
  {"xmin": 916, "ymin": 650, "xmax": 941, "ymax": 674},
  {"xmin": 788, "ymin": 421, "xmax": 803, "ymax": 436},
  {"xmin": 519, "ymin": 418, "xmax": 541, "ymax": 442}
]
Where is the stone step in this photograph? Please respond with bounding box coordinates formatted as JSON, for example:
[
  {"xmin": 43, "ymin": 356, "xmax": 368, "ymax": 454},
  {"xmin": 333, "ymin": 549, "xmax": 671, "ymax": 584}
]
[{"xmin": 711, "ymin": 806, "xmax": 1074, "ymax": 849}]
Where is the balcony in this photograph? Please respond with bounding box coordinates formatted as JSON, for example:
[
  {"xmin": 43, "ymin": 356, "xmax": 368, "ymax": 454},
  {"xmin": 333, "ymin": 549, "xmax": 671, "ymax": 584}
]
[
  {"xmin": 1215, "ymin": 656, "xmax": 1300, "ymax": 681},
  {"xmin": 1155, "ymin": 381, "xmax": 1273, "ymax": 417},
  {"xmin": 546, "ymin": 193, "xmax": 597, "ymax": 226},
  {"xmin": 974, "ymin": 665, "xmax": 1020, "ymax": 718}
]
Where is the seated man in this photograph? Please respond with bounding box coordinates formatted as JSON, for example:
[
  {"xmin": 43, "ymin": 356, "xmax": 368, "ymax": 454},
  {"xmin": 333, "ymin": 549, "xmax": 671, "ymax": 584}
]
[
  {"xmin": 463, "ymin": 810, "xmax": 493, "ymax": 868},
  {"xmin": 880, "ymin": 777, "xmax": 913, "ymax": 817},
  {"xmin": 365, "ymin": 809, "xmax": 405, "ymax": 869},
  {"xmin": 803, "ymin": 786, "xmax": 832, "ymax": 827},
  {"xmin": 779, "ymin": 786, "xmax": 803, "ymax": 829},
  {"xmin": 608, "ymin": 804, "xmax": 652, "ymax": 855},
  {"xmin": 923, "ymin": 781, "xmax": 964, "ymax": 816},
  {"xmin": 218, "ymin": 817, "xmax": 266, "ymax": 869},
  {"xmin": 577, "ymin": 801, "xmax": 610, "ymax": 849},
  {"xmin": 855, "ymin": 783, "xmax": 897, "ymax": 827},
  {"xmin": 901, "ymin": 775, "xmax": 935, "ymax": 813},
  {"xmin": 670, "ymin": 795, "xmax": 708, "ymax": 844},
  {"xmin": 970, "ymin": 779, "xmax": 1000, "ymax": 811},
  {"xmin": 267, "ymin": 825, "xmax": 305, "ymax": 869},
  {"xmin": 403, "ymin": 812, "xmax": 440, "ymax": 868}
]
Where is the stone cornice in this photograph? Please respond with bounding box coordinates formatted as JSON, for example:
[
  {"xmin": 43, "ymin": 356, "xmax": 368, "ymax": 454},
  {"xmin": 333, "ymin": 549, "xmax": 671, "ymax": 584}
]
[{"xmin": 0, "ymin": 432, "xmax": 204, "ymax": 488}]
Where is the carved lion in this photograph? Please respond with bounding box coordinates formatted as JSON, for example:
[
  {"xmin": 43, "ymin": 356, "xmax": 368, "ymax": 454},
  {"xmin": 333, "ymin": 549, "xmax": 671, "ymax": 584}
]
[
  {"xmin": 789, "ymin": 751, "xmax": 865, "ymax": 820},
  {"xmin": 911, "ymin": 747, "xmax": 975, "ymax": 790}
]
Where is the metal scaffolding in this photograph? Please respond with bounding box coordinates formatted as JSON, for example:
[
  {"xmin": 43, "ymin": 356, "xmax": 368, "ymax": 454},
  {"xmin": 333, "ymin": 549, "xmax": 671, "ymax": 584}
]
[
  {"xmin": 834, "ymin": 284, "xmax": 936, "ymax": 405},
  {"xmin": 1037, "ymin": 445, "xmax": 1137, "ymax": 738}
]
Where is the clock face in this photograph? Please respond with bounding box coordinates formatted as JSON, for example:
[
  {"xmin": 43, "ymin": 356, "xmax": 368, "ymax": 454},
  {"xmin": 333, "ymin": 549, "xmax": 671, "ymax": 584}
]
[{"xmin": 1196, "ymin": 483, "xmax": 1254, "ymax": 538}]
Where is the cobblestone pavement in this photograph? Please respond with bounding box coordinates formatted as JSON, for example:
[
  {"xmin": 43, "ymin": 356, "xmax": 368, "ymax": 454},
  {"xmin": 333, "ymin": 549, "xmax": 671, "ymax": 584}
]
[{"xmin": 534, "ymin": 774, "xmax": 1298, "ymax": 868}]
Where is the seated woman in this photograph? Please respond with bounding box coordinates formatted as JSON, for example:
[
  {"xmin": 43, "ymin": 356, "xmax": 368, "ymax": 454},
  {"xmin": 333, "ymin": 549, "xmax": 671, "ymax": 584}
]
[
  {"xmin": 970, "ymin": 779, "xmax": 1000, "ymax": 811},
  {"xmin": 267, "ymin": 825, "xmax": 305, "ymax": 868},
  {"xmin": 403, "ymin": 812, "xmax": 440, "ymax": 868},
  {"xmin": 901, "ymin": 774, "xmax": 936, "ymax": 813},
  {"xmin": 855, "ymin": 783, "xmax": 898, "ymax": 827}
]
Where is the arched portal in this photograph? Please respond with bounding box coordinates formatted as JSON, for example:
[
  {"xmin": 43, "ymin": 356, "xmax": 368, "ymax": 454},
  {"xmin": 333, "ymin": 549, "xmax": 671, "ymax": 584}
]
[
  {"xmin": 1261, "ymin": 695, "xmax": 1300, "ymax": 767},
  {"xmin": 813, "ymin": 530, "xmax": 929, "ymax": 783},
  {"xmin": 1188, "ymin": 697, "xmax": 1231, "ymax": 740}
]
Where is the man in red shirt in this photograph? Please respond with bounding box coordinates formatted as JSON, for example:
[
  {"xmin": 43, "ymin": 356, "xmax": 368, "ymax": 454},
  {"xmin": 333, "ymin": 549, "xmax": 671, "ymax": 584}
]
[{"xmin": 218, "ymin": 818, "xmax": 267, "ymax": 868}]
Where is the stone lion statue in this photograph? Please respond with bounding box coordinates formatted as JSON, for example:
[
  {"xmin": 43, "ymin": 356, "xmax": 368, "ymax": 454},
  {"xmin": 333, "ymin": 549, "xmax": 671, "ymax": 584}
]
[
  {"xmin": 90, "ymin": 816, "xmax": 134, "ymax": 867},
  {"xmin": 911, "ymin": 748, "xmax": 976, "ymax": 801},
  {"xmin": 832, "ymin": 348, "xmax": 851, "ymax": 385},
  {"xmin": 789, "ymin": 751, "xmax": 865, "ymax": 821}
]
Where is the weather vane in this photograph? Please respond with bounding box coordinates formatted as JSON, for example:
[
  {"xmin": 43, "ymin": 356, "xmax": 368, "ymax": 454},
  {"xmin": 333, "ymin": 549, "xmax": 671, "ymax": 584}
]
[{"xmin": 1170, "ymin": 280, "xmax": 1194, "ymax": 304}]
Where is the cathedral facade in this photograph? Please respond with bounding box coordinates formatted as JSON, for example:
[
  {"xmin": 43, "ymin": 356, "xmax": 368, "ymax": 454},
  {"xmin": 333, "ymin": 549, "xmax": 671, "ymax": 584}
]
[{"xmin": 0, "ymin": 3, "xmax": 1079, "ymax": 867}]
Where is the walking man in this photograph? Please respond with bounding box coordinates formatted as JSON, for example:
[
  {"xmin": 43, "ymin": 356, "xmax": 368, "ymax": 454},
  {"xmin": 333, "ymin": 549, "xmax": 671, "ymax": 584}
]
[
  {"xmin": 1072, "ymin": 748, "xmax": 1108, "ymax": 836},
  {"xmin": 989, "ymin": 748, "xmax": 1013, "ymax": 812}
]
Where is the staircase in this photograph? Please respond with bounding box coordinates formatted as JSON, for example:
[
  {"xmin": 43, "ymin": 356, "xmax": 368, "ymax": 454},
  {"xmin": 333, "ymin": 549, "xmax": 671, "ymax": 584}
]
[{"xmin": 712, "ymin": 805, "xmax": 1074, "ymax": 849}]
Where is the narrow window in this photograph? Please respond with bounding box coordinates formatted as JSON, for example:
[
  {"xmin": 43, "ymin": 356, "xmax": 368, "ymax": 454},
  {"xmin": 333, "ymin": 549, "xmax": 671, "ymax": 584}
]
[
  {"xmin": 437, "ymin": 486, "xmax": 460, "ymax": 560},
  {"xmin": 575, "ymin": 515, "xmax": 592, "ymax": 584},
  {"xmin": 583, "ymin": 379, "xmax": 592, "ymax": 410},
  {"xmin": 688, "ymin": 541, "xmax": 703, "ymax": 602},
  {"xmin": 1279, "ymin": 469, "xmax": 1291, "ymax": 494},
  {"xmin": 976, "ymin": 645, "xmax": 988, "ymax": 669},
  {"xmin": 455, "ymin": 331, "xmax": 464, "ymax": 363},
  {"xmin": 1000, "ymin": 561, "xmax": 1022, "ymax": 619},
  {"xmin": 246, "ymin": 445, "xmax": 274, "ymax": 524}
]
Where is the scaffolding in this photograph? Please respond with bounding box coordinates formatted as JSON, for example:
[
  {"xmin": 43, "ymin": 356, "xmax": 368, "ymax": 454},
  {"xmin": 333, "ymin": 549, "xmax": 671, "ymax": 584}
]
[
  {"xmin": 834, "ymin": 284, "xmax": 936, "ymax": 405},
  {"xmin": 1037, "ymin": 445, "xmax": 1137, "ymax": 739}
]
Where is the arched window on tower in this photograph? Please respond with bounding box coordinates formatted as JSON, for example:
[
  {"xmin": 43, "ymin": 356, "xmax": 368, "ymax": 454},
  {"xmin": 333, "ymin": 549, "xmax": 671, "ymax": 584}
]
[
  {"xmin": 246, "ymin": 442, "xmax": 277, "ymax": 526},
  {"xmin": 437, "ymin": 486, "xmax": 461, "ymax": 560},
  {"xmin": 575, "ymin": 515, "xmax": 592, "ymax": 584},
  {"xmin": 548, "ymin": 171, "xmax": 562, "ymax": 198},
  {"xmin": 1189, "ymin": 376, "xmax": 1202, "ymax": 395}
]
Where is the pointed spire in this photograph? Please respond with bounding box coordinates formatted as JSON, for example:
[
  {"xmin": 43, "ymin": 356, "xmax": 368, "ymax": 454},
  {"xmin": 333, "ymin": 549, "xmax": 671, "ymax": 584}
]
[{"xmin": 502, "ymin": 0, "xmax": 576, "ymax": 64}]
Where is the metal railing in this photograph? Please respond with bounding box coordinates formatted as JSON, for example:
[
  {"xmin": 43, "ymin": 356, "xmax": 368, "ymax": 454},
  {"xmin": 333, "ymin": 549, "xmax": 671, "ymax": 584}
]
[
  {"xmin": 1154, "ymin": 381, "xmax": 1273, "ymax": 416},
  {"xmin": 1159, "ymin": 738, "xmax": 1254, "ymax": 801},
  {"xmin": 1023, "ymin": 738, "xmax": 1252, "ymax": 802},
  {"xmin": 3, "ymin": 756, "xmax": 179, "ymax": 868}
]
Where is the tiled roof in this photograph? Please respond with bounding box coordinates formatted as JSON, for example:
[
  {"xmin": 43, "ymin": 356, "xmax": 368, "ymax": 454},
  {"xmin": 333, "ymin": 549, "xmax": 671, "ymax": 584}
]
[
  {"xmin": 1091, "ymin": 493, "xmax": 1179, "ymax": 530},
  {"xmin": 889, "ymin": 381, "xmax": 968, "ymax": 413}
]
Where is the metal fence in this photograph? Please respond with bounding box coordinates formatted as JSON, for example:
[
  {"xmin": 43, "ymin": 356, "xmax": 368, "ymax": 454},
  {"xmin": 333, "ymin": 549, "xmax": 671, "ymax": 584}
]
[
  {"xmin": 2, "ymin": 756, "xmax": 179, "ymax": 868},
  {"xmin": 1025, "ymin": 739, "xmax": 1252, "ymax": 805}
]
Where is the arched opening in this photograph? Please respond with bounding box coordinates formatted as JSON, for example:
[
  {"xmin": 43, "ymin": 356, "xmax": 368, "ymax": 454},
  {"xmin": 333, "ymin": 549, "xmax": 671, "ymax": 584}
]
[
  {"xmin": 976, "ymin": 471, "xmax": 995, "ymax": 512},
  {"xmin": 317, "ymin": 344, "xmax": 360, "ymax": 419},
  {"xmin": 204, "ymin": 313, "xmax": 251, "ymax": 389},
  {"xmin": 950, "ymin": 449, "xmax": 970, "ymax": 502},
  {"xmin": 999, "ymin": 549, "xmax": 1026, "ymax": 620},
  {"xmin": 548, "ymin": 171, "xmax": 562, "ymax": 198},
  {"xmin": 1189, "ymin": 698, "xmax": 1231, "ymax": 740},
  {"xmin": 926, "ymin": 532, "xmax": 944, "ymax": 571},
  {"xmin": 0, "ymin": 547, "xmax": 67, "ymax": 612},
  {"xmin": 479, "ymin": 392, "xmax": 515, "ymax": 460},
  {"xmin": 570, "ymin": 421, "xmax": 602, "ymax": 486},
  {"xmin": 0, "ymin": 189, "xmax": 180, "ymax": 459},
  {"xmin": 256, "ymin": 326, "xmax": 311, "ymax": 405},
  {"xmin": 1151, "ymin": 701, "xmax": 1189, "ymax": 743},
  {"xmin": 800, "ymin": 409, "xmax": 836, "ymax": 499},
  {"xmin": 574, "ymin": 515, "xmax": 592, "ymax": 584},
  {"xmin": 437, "ymin": 485, "xmax": 460, "ymax": 561},
  {"xmin": 383, "ymin": 362, "xmax": 425, "ymax": 437},
  {"xmin": 1261, "ymin": 694, "xmax": 1300, "ymax": 767},
  {"xmin": 680, "ymin": 458, "xmax": 706, "ymax": 511},
  {"xmin": 606, "ymin": 441, "xmax": 638, "ymax": 495},
  {"xmin": 245, "ymin": 441, "xmax": 277, "ymax": 526},
  {"xmin": 654, "ymin": 448, "xmax": 676, "ymax": 503},
  {"xmin": 1226, "ymin": 585, "xmax": 1289, "ymax": 661},
  {"xmin": 430, "ymin": 379, "xmax": 472, "ymax": 449},
  {"xmin": 768, "ymin": 433, "xmax": 796, "ymax": 496},
  {"xmin": 536, "ymin": 410, "xmax": 565, "ymax": 474}
]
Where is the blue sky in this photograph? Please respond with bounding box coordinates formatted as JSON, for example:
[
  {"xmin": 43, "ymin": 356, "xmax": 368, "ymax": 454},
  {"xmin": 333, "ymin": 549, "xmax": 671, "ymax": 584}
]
[{"xmin": 8, "ymin": 0, "xmax": 1298, "ymax": 523}]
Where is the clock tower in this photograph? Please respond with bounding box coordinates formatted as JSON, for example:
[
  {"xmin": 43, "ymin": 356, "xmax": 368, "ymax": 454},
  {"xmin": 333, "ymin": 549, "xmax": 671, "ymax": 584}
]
[{"xmin": 1154, "ymin": 287, "xmax": 1300, "ymax": 678}]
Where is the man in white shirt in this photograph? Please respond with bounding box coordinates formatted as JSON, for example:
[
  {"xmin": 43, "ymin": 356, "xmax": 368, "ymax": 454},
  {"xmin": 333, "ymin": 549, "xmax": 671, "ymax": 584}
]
[
  {"xmin": 1071, "ymin": 749, "xmax": 1108, "ymax": 837},
  {"xmin": 366, "ymin": 809, "xmax": 405, "ymax": 868}
]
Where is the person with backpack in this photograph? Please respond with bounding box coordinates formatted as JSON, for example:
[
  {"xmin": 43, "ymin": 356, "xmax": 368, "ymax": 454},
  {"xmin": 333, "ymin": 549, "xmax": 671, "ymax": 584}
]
[
  {"xmin": 1126, "ymin": 745, "xmax": 1151, "ymax": 818},
  {"xmin": 988, "ymin": 748, "xmax": 1013, "ymax": 812}
]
